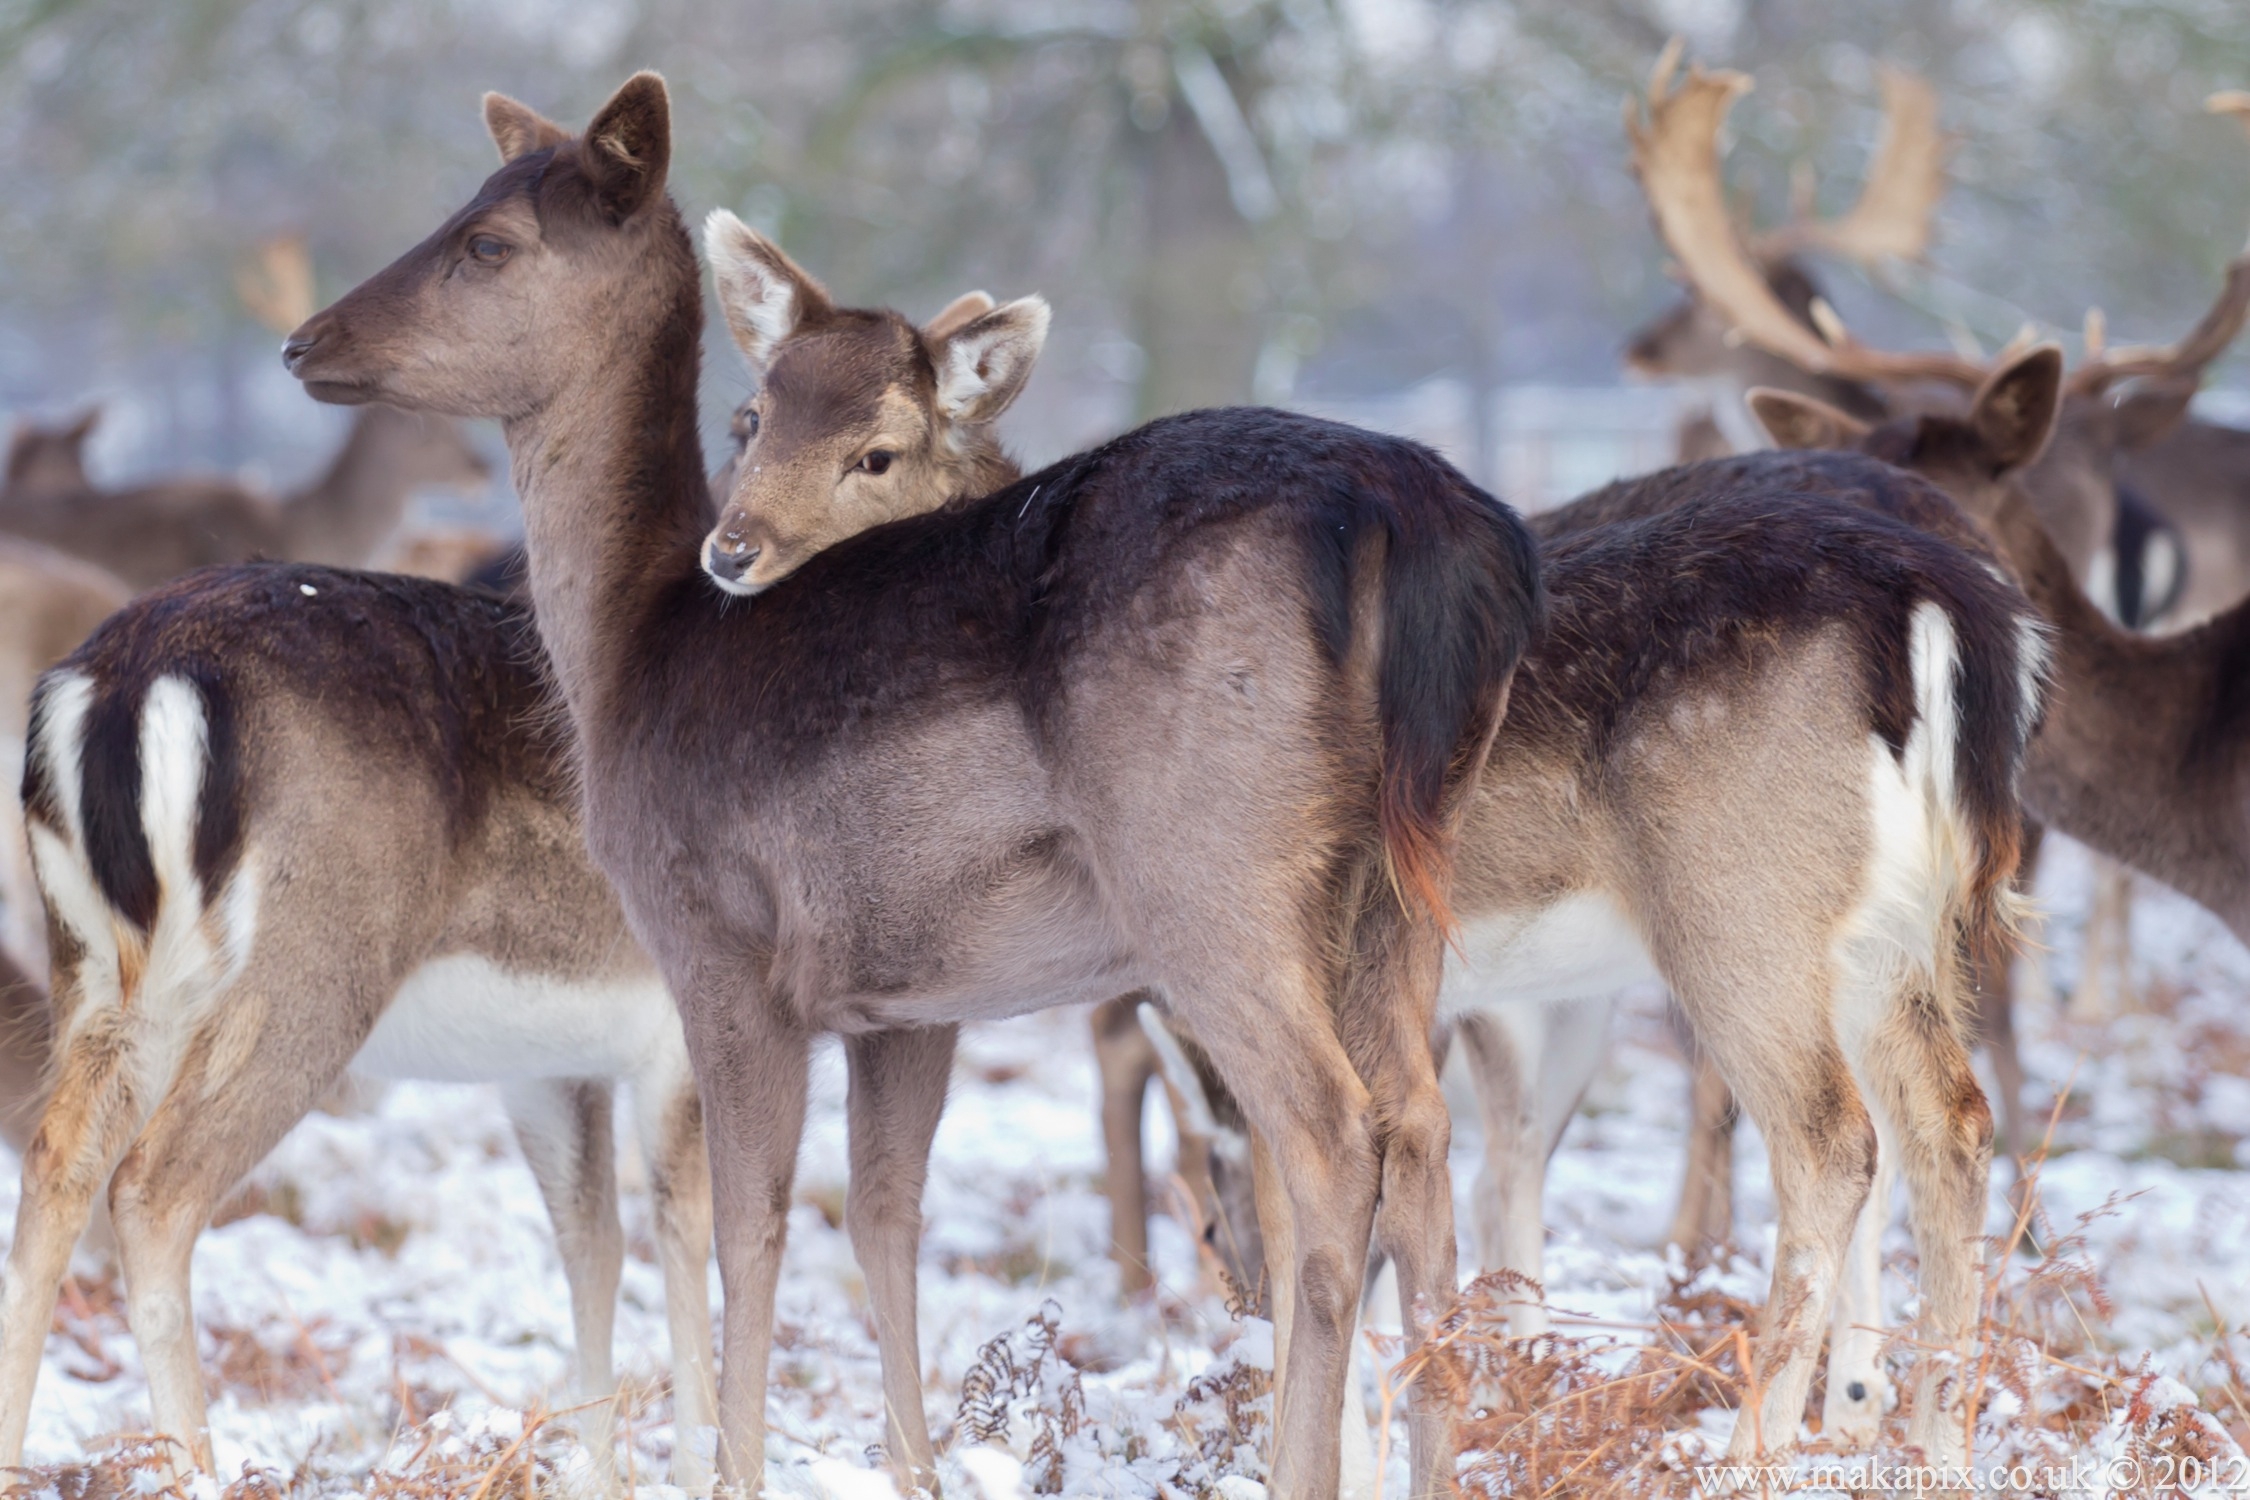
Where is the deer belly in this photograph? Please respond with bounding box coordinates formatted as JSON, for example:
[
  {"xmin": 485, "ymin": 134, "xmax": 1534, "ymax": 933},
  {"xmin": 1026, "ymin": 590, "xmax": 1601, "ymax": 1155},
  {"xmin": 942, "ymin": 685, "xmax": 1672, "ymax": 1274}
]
[
  {"xmin": 353, "ymin": 952, "xmax": 677, "ymax": 1082},
  {"xmin": 1440, "ymin": 891, "xmax": 1661, "ymax": 1013}
]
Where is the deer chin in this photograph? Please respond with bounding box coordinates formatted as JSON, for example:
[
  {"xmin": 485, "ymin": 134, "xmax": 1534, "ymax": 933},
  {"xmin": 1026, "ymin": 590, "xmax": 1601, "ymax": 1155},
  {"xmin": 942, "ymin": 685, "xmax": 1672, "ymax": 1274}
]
[{"xmin": 299, "ymin": 378, "xmax": 382, "ymax": 407}]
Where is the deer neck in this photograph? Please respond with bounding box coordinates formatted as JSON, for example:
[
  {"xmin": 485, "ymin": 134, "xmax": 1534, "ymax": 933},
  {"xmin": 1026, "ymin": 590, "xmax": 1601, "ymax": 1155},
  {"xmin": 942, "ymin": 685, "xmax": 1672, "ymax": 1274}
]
[
  {"xmin": 280, "ymin": 411, "xmax": 403, "ymax": 563},
  {"xmin": 504, "ymin": 230, "xmax": 709, "ymax": 751}
]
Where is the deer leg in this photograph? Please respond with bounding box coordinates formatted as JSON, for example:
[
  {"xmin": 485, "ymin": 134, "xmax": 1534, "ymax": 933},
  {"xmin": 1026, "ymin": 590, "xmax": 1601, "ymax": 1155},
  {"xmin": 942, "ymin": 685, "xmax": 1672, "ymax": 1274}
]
[
  {"xmin": 1819, "ymin": 1147, "xmax": 1897, "ymax": 1447},
  {"xmin": 678, "ymin": 986, "xmax": 809, "ymax": 1498},
  {"xmin": 1091, "ymin": 995, "xmax": 1158, "ymax": 1297},
  {"xmin": 632, "ymin": 1035, "xmax": 716, "ymax": 1492},
  {"xmin": 1670, "ymin": 1042, "xmax": 1740, "ymax": 1256},
  {"xmin": 0, "ymin": 1007, "xmax": 145, "ymax": 1467},
  {"xmin": 843, "ymin": 1024, "xmax": 956, "ymax": 1494},
  {"xmin": 1454, "ymin": 1009, "xmax": 1549, "ymax": 1334},
  {"xmin": 1338, "ymin": 899, "xmax": 1461, "ymax": 1500},
  {"xmin": 1675, "ymin": 967, "xmax": 1876, "ymax": 1463},
  {"xmin": 107, "ymin": 981, "xmax": 378, "ymax": 1476},
  {"xmin": 502, "ymin": 1078, "xmax": 624, "ymax": 1487},
  {"xmin": 1854, "ymin": 982, "xmax": 1993, "ymax": 1467},
  {"xmin": 1254, "ymin": 1128, "xmax": 1377, "ymax": 1500},
  {"xmin": 1183, "ymin": 980, "xmax": 1377, "ymax": 1500}
]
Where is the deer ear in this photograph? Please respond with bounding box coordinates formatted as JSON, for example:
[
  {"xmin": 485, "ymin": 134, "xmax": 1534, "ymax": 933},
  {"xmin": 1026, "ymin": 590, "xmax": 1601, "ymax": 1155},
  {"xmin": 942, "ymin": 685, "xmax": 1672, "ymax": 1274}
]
[
  {"xmin": 581, "ymin": 71, "xmax": 671, "ymax": 222},
  {"xmin": 2112, "ymin": 378, "xmax": 2197, "ymax": 452},
  {"xmin": 483, "ymin": 92, "xmax": 569, "ymax": 164},
  {"xmin": 59, "ymin": 407, "xmax": 100, "ymax": 449},
  {"xmin": 1747, "ymin": 387, "xmax": 1870, "ymax": 451},
  {"xmin": 704, "ymin": 211, "xmax": 832, "ymax": 373},
  {"xmin": 934, "ymin": 296, "xmax": 1050, "ymax": 425},
  {"xmin": 1970, "ymin": 344, "xmax": 2064, "ymax": 474},
  {"xmin": 923, "ymin": 291, "xmax": 996, "ymax": 341}
]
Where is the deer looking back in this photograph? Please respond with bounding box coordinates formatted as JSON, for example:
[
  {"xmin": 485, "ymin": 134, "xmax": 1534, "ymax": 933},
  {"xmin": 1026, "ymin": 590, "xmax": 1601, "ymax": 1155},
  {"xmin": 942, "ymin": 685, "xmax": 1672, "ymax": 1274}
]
[{"xmin": 281, "ymin": 72, "xmax": 1539, "ymax": 1498}]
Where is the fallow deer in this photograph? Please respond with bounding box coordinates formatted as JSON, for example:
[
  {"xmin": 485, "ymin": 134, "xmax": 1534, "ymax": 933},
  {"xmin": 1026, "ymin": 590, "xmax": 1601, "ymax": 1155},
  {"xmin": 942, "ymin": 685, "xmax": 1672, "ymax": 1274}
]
[
  {"xmin": 282, "ymin": 74, "xmax": 1541, "ymax": 1500},
  {"xmin": 1629, "ymin": 50, "xmax": 2250, "ymax": 1227},
  {"xmin": 2, "ymin": 411, "xmax": 100, "ymax": 504},
  {"xmin": 0, "ymin": 405, "xmax": 489, "ymax": 589},
  {"xmin": 695, "ymin": 211, "xmax": 2044, "ymax": 1464},
  {"xmin": 1627, "ymin": 58, "xmax": 2250, "ymax": 629},
  {"xmin": 2, "ymin": 565, "xmax": 717, "ymax": 1489},
  {"xmin": 1751, "ymin": 352, "xmax": 2250, "ymax": 948}
]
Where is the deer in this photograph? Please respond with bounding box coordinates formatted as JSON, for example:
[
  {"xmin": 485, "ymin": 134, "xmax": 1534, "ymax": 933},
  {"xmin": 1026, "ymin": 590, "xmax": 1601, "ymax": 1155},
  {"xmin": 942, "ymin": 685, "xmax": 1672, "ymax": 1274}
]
[
  {"xmin": 1628, "ymin": 50, "xmax": 2250, "ymax": 1232},
  {"xmin": 0, "ymin": 402, "xmax": 490, "ymax": 590},
  {"xmin": 1621, "ymin": 50, "xmax": 2250, "ymax": 636},
  {"xmin": 2, "ymin": 411, "xmax": 100, "ymax": 504},
  {"xmin": 1647, "ymin": 41, "xmax": 2250, "ymax": 1250},
  {"xmin": 1751, "ymin": 355, "xmax": 2250, "ymax": 949},
  {"xmin": 689, "ymin": 187, "xmax": 2041, "ymax": 1470},
  {"xmin": 1, "ymin": 561, "xmax": 719, "ymax": 1491},
  {"xmin": 280, "ymin": 72, "xmax": 1543, "ymax": 1499}
]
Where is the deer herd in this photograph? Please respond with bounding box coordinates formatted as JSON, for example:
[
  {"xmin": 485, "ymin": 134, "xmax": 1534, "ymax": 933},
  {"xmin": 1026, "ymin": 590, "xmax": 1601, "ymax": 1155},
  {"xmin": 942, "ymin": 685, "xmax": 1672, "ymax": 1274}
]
[{"xmin": 0, "ymin": 46, "xmax": 2241, "ymax": 1499}]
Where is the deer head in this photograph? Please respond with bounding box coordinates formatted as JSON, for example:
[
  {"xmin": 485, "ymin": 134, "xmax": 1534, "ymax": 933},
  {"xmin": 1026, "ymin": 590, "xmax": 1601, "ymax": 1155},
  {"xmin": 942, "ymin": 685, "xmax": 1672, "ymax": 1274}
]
[
  {"xmin": 1751, "ymin": 345, "xmax": 2065, "ymax": 530},
  {"xmin": 698, "ymin": 211, "xmax": 1049, "ymax": 596},
  {"xmin": 282, "ymin": 73, "xmax": 686, "ymax": 423},
  {"xmin": 3, "ymin": 409, "xmax": 99, "ymax": 498},
  {"xmin": 1623, "ymin": 48, "xmax": 1947, "ymax": 400}
]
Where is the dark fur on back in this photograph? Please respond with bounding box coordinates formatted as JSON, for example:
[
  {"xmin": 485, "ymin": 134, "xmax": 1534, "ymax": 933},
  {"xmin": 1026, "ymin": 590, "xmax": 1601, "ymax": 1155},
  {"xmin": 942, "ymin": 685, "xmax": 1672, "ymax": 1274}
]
[
  {"xmin": 619, "ymin": 406, "xmax": 1541, "ymax": 926},
  {"xmin": 1526, "ymin": 451, "xmax": 2040, "ymax": 917},
  {"xmin": 22, "ymin": 564, "xmax": 566, "ymax": 932}
]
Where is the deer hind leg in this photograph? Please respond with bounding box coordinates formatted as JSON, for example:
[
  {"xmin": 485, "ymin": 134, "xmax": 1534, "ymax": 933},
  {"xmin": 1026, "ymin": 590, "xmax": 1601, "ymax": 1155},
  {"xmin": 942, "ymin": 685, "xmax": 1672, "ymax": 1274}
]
[
  {"xmin": 1172, "ymin": 964, "xmax": 1377, "ymax": 1500},
  {"xmin": 1334, "ymin": 894, "xmax": 1466, "ymax": 1500},
  {"xmin": 1091, "ymin": 994, "xmax": 1159, "ymax": 1297},
  {"xmin": 843, "ymin": 1024, "xmax": 956, "ymax": 1494},
  {"xmin": 1668, "ymin": 1018, "xmax": 1740, "ymax": 1258},
  {"xmin": 1851, "ymin": 979, "xmax": 1991, "ymax": 1466},
  {"xmin": 105, "ymin": 968, "xmax": 380, "ymax": 1476},
  {"xmin": 632, "ymin": 1032, "xmax": 715, "ymax": 1492},
  {"xmin": 1454, "ymin": 997, "xmax": 1612, "ymax": 1336},
  {"xmin": 1673, "ymin": 956, "xmax": 1876, "ymax": 1464},
  {"xmin": 1820, "ymin": 1145, "xmax": 1898, "ymax": 1447},
  {"xmin": 0, "ymin": 1000, "xmax": 146, "ymax": 1468},
  {"xmin": 502, "ymin": 1077, "xmax": 625, "ymax": 1487}
]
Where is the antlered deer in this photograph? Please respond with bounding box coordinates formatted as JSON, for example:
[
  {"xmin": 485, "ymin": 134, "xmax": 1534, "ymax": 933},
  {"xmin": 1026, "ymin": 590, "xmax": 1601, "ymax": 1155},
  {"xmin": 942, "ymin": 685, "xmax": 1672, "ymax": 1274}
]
[
  {"xmin": 281, "ymin": 73, "xmax": 1539, "ymax": 1499},
  {"xmin": 695, "ymin": 214, "xmax": 2043, "ymax": 1463},
  {"xmin": 1, "ymin": 566, "xmax": 717, "ymax": 1489},
  {"xmin": 0, "ymin": 404, "xmax": 489, "ymax": 589}
]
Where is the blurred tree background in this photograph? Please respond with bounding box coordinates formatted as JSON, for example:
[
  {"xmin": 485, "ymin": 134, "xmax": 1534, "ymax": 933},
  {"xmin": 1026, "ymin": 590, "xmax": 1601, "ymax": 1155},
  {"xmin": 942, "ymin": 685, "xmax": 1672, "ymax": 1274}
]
[{"xmin": 2, "ymin": 0, "xmax": 2248, "ymax": 493}]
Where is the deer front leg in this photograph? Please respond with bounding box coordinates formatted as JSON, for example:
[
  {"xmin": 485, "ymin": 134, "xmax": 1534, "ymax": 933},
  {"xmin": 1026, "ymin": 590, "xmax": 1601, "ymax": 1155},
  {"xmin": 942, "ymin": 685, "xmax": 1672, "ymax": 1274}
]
[
  {"xmin": 680, "ymin": 986, "xmax": 809, "ymax": 1498},
  {"xmin": 844, "ymin": 1025, "xmax": 956, "ymax": 1495},
  {"xmin": 503, "ymin": 1078, "xmax": 625, "ymax": 1488},
  {"xmin": 1091, "ymin": 995, "xmax": 1158, "ymax": 1297},
  {"xmin": 634, "ymin": 1036, "xmax": 717, "ymax": 1493}
]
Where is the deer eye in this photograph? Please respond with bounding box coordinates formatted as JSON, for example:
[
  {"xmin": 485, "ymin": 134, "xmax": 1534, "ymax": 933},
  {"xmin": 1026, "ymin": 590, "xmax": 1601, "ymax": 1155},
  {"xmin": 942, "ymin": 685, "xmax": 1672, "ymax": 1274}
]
[
  {"xmin": 854, "ymin": 450, "xmax": 894, "ymax": 476},
  {"xmin": 734, "ymin": 407, "xmax": 760, "ymax": 445},
  {"xmin": 467, "ymin": 235, "xmax": 512, "ymax": 266}
]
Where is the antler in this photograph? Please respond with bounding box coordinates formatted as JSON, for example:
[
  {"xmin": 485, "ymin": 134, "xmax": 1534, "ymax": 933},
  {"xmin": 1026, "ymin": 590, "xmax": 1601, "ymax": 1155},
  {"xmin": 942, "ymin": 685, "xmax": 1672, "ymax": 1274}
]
[
  {"xmin": 2064, "ymin": 94, "xmax": 2250, "ymax": 396},
  {"xmin": 1755, "ymin": 66, "xmax": 1947, "ymax": 266},
  {"xmin": 1626, "ymin": 49, "xmax": 1990, "ymax": 390},
  {"xmin": 235, "ymin": 234, "xmax": 316, "ymax": 335}
]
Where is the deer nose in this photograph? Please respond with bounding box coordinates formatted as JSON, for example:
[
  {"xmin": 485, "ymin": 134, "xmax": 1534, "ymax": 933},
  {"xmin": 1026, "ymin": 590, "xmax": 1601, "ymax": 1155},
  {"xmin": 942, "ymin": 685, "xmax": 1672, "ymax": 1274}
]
[
  {"xmin": 705, "ymin": 537, "xmax": 758, "ymax": 582},
  {"xmin": 280, "ymin": 330, "xmax": 320, "ymax": 371}
]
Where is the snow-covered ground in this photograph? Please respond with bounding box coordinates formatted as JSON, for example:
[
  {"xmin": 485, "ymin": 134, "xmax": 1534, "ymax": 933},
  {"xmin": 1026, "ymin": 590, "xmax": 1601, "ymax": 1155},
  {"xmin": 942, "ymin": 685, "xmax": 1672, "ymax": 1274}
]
[{"xmin": 8, "ymin": 832, "xmax": 2250, "ymax": 1495}]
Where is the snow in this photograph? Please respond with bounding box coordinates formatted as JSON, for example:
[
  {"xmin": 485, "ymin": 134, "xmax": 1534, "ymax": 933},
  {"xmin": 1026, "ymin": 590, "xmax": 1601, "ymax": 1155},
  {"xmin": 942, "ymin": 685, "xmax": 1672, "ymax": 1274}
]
[{"xmin": 8, "ymin": 831, "xmax": 2250, "ymax": 1493}]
